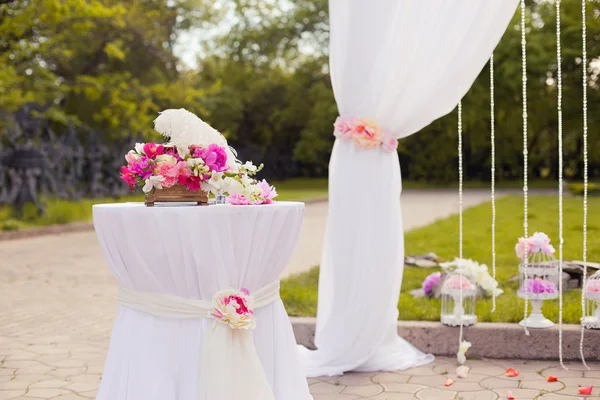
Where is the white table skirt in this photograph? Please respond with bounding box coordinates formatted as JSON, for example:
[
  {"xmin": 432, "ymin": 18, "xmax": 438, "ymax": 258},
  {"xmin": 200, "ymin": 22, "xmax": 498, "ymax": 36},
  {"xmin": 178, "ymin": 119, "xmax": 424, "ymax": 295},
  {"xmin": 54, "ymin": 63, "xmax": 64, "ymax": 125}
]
[{"xmin": 93, "ymin": 202, "xmax": 311, "ymax": 400}]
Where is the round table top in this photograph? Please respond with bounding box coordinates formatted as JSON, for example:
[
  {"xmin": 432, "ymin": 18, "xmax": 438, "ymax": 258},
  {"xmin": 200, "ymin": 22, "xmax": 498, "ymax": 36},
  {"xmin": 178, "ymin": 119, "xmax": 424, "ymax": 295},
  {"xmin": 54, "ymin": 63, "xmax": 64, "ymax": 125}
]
[{"xmin": 93, "ymin": 201, "xmax": 304, "ymax": 213}]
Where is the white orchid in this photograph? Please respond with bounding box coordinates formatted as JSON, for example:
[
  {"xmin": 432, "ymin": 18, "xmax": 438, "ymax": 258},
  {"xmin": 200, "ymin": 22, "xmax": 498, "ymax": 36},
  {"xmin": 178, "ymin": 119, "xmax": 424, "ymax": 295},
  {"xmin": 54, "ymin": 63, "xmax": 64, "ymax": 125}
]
[
  {"xmin": 200, "ymin": 172, "xmax": 225, "ymax": 195},
  {"xmin": 142, "ymin": 175, "xmax": 165, "ymax": 193},
  {"xmin": 134, "ymin": 143, "xmax": 145, "ymax": 155}
]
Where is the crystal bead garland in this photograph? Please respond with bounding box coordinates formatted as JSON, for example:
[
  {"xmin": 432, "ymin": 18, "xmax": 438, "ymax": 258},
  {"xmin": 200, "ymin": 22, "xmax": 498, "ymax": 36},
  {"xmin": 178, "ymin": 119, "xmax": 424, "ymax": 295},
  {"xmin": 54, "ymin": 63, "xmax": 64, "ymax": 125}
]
[
  {"xmin": 490, "ymin": 54, "xmax": 497, "ymax": 313},
  {"xmin": 579, "ymin": 0, "xmax": 591, "ymax": 371},
  {"xmin": 556, "ymin": 0, "xmax": 567, "ymax": 371},
  {"xmin": 520, "ymin": 0, "xmax": 531, "ymax": 337},
  {"xmin": 458, "ymin": 101, "xmax": 465, "ymax": 349}
]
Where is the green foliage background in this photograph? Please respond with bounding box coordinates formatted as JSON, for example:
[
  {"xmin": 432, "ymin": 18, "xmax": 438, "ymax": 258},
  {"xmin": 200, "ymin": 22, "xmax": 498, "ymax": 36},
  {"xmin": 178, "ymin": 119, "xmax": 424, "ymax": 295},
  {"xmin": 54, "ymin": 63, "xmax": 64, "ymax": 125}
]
[{"xmin": 1, "ymin": 0, "xmax": 598, "ymax": 181}]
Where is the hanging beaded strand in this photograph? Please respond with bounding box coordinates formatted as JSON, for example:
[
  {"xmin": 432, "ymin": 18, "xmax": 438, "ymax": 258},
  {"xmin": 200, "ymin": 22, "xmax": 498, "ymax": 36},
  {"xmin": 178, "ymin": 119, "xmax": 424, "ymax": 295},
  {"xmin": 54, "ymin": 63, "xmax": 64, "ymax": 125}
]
[
  {"xmin": 579, "ymin": 0, "xmax": 590, "ymax": 371},
  {"xmin": 458, "ymin": 100, "xmax": 465, "ymax": 347},
  {"xmin": 521, "ymin": 0, "xmax": 530, "ymax": 337},
  {"xmin": 556, "ymin": 0, "xmax": 568, "ymax": 371},
  {"xmin": 490, "ymin": 54, "xmax": 497, "ymax": 313}
]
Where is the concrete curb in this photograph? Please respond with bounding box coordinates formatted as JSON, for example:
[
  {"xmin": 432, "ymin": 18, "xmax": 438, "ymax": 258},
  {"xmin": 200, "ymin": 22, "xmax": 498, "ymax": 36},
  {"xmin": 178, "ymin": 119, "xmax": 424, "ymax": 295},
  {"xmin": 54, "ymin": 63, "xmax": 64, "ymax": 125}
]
[
  {"xmin": 0, "ymin": 197, "xmax": 329, "ymax": 242},
  {"xmin": 291, "ymin": 318, "xmax": 600, "ymax": 361}
]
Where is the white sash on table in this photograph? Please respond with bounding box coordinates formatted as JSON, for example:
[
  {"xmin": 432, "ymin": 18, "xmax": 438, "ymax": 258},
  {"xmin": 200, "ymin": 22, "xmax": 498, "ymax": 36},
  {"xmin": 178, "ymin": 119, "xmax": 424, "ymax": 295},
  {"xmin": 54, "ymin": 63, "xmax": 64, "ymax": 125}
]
[{"xmin": 119, "ymin": 281, "xmax": 280, "ymax": 400}]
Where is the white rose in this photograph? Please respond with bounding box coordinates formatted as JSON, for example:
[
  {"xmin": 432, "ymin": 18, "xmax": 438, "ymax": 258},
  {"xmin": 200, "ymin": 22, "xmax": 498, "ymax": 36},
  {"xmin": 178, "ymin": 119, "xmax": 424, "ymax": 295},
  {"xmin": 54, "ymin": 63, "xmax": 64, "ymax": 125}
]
[{"xmin": 135, "ymin": 143, "xmax": 145, "ymax": 155}]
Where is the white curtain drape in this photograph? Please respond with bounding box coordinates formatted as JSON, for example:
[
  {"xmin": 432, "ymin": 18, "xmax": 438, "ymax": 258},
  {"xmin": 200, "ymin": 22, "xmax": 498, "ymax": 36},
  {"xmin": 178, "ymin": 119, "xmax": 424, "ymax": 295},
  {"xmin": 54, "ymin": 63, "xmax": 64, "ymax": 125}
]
[{"xmin": 298, "ymin": 0, "xmax": 520, "ymax": 377}]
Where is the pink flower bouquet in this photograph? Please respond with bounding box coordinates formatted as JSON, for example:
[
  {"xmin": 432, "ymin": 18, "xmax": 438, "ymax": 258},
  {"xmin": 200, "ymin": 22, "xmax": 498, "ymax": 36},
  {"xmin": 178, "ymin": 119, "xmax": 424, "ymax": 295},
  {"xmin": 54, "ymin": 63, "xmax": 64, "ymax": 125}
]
[
  {"xmin": 120, "ymin": 142, "xmax": 229, "ymax": 193},
  {"xmin": 444, "ymin": 275, "xmax": 476, "ymax": 291},
  {"xmin": 120, "ymin": 143, "xmax": 278, "ymax": 205},
  {"xmin": 422, "ymin": 272, "xmax": 441, "ymax": 296},
  {"xmin": 515, "ymin": 232, "xmax": 556, "ymax": 260}
]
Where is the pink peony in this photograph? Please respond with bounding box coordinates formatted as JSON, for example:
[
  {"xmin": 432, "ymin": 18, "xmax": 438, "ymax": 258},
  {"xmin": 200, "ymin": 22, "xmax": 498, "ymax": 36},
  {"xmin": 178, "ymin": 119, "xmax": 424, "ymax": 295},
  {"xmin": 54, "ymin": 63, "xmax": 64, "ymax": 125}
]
[
  {"xmin": 333, "ymin": 116, "xmax": 355, "ymax": 139},
  {"xmin": 120, "ymin": 166, "xmax": 136, "ymax": 190},
  {"xmin": 179, "ymin": 174, "xmax": 201, "ymax": 191},
  {"xmin": 522, "ymin": 278, "xmax": 557, "ymax": 295},
  {"xmin": 255, "ymin": 179, "xmax": 278, "ymax": 204},
  {"xmin": 444, "ymin": 275, "xmax": 475, "ymax": 291},
  {"xmin": 157, "ymin": 163, "xmax": 179, "ymax": 188},
  {"xmin": 515, "ymin": 237, "xmax": 533, "ymax": 260},
  {"xmin": 529, "ymin": 232, "xmax": 555, "ymax": 256},
  {"xmin": 227, "ymin": 193, "xmax": 253, "ymax": 205},
  {"xmin": 382, "ymin": 136, "xmax": 398, "ymax": 152},
  {"xmin": 142, "ymin": 143, "xmax": 164, "ymax": 159}
]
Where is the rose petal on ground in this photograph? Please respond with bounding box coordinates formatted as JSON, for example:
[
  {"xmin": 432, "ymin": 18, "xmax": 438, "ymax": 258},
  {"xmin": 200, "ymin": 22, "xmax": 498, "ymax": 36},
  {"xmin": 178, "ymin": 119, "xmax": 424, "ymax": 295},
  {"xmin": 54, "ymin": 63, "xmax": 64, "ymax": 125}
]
[
  {"xmin": 578, "ymin": 386, "xmax": 593, "ymax": 395},
  {"xmin": 456, "ymin": 365, "xmax": 470, "ymax": 379},
  {"xmin": 547, "ymin": 376, "xmax": 558, "ymax": 382},
  {"xmin": 505, "ymin": 368, "xmax": 520, "ymax": 377},
  {"xmin": 507, "ymin": 390, "xmax": 515, "ymax": 399},
  {"xmin": 444, "ymin": 378, "xmax": 454, "ymax": 387}
]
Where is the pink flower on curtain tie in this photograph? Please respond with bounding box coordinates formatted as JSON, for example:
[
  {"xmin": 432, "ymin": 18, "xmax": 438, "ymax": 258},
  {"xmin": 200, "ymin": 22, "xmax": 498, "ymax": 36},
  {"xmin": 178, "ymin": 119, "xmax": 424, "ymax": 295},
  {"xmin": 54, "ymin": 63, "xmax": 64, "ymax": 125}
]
[
  {"xmin": 210, "ymin": 288, "xmax": 256, "ymax": 330},
  {"xmin": 333, "ymin": 116, "xmax": 398, "ymax": 152}
]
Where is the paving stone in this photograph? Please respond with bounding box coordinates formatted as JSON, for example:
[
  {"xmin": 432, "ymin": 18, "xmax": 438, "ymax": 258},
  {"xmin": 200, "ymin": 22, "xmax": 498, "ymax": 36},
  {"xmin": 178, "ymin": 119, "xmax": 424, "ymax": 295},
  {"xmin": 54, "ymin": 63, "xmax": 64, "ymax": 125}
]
[
  {"xmin": 369, "ymin": 394, "xmax": 416, "ymax": 400},
  {"xmin": 22, "ymin": 389, "xmax": 72, "ymax": 398},
  {"xmin": 402, "ymin": 366, "xmax": 437, "ymax": 376},
  {"xmin": 312, "ymin": 394, "xmax": 360, "ymax": 400},
  {"xmin": 380, "ymin": 383, "xmax": 426, "ymax": 394},
  {"xmin": 415, "ymin": 388, "xmax": 456, "ymax": 400},
  {"xmin": 309, "ymin": 382, "xmax": 345, "ymax": 395},
  {"xmin": 341, "ymin": 383, "xmax": 384, "ymax": 397},
  {"xmin": 480, "ymin": 377, "xmax": 520, "ymax": 390},
  {"xmin": 519, "ymin": 379, "xmax": 564, "ymax": 392},
  {"xmin": 491, "ymin": 388, "xmax": 542, "ymax": 400},
  {"xmin": 0, "ymin": 391, "xmax": 26, "ymax": 400},
  {"xmin": 77, "ymin": 390, "xmax": 97, "ymax": 399},
  {"xmin": 28, "ymin": 379, "xmax": 69, "ymax": 389},
  {"xmin": 540, "ymin": 366, "xmax": 585, "ymax": 379},
  {"xmin": 372, "ymin": 373, "xmax": 410, "ymax": 384},
  {"xmin": 336, "ymin": 372, "xmax": 374, "ymax": 386},
  {"xmin": 455, "ymin": 390, "xmax": 499, "ymax": 400}
]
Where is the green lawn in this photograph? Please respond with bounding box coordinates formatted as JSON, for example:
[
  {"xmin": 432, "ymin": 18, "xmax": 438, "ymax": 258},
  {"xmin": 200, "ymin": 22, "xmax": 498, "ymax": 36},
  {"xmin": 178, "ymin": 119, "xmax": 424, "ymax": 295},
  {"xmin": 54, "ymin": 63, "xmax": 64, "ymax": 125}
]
[
  {"xmin": 0, "ymin": 178, "xmax": 329, "ymax": 231},
  {"xmin": 281, "ymin": 195, "xmax": 600, "ymax": 323}
]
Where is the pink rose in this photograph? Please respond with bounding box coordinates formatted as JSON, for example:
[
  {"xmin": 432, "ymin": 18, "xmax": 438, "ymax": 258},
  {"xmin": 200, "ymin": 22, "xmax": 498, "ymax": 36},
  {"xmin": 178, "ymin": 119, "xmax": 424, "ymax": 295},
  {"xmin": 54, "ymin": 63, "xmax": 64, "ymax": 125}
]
[
  {"xmin": 515, "ymin": 237, "xmax": 533, "ymax": 260},
  {"xmin": 585, "ymin": 280, "xmax": 600, "ymax": 293},
  {"xmin": 333, "ymin": 116, "xmax": 355, "ymax": 139}
]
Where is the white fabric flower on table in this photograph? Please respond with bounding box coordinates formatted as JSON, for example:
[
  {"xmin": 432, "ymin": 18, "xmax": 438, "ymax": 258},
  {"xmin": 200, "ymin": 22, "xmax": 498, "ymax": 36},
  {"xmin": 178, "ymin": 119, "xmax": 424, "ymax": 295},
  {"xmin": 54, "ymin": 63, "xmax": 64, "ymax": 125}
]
[{"xmin": 210, "ymin": 288, "xmax": 256, "ymax": 330}]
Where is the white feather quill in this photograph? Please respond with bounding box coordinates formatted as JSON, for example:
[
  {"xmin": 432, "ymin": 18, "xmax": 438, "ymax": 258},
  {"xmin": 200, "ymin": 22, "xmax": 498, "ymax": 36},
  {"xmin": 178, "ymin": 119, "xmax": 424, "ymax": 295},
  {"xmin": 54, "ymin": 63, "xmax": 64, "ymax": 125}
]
[{"xmin": 153, "ymin": 108, "xmax": 240, "ymax": 170}]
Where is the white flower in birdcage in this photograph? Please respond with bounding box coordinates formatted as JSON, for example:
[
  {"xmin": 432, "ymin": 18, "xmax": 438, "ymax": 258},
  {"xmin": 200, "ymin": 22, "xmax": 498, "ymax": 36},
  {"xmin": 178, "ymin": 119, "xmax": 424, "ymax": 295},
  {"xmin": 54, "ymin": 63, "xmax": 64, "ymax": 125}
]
[
  {"xmin": 516, "ymin": 232, "xmax": 560, "ymax": 329},
  {"xmin": 440, "ymin": 270, "xmax": 477, "ymax": 327},
  {"xmin": 582, "ymin": 270, "xmax": 600, "ymax": 330}
]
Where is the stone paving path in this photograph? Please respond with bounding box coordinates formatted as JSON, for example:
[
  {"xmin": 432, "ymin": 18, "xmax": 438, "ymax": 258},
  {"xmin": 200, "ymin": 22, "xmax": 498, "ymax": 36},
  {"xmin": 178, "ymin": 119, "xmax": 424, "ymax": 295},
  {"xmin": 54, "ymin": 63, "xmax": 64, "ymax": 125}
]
[{"xmin": 2, "ymin": 189, "xmax": 581, "ymax": 400}]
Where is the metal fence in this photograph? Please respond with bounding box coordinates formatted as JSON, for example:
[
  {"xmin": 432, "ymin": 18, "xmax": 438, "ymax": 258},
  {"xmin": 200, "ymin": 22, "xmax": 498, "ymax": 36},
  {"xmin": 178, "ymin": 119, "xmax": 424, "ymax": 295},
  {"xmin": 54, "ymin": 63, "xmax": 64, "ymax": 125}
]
[{"xmin": 0, "ymin": 104, "xmax": 140, "ymax": 214}]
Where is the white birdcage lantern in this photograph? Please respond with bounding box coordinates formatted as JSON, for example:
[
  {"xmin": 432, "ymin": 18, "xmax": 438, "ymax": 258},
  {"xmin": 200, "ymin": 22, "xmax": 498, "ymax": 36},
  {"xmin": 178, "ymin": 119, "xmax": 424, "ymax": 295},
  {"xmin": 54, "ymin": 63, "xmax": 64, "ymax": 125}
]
[
  {"xmin": 582, "ymin": 271, "xmax": 600, "ymax": 329},
  {"xmin": 516, "ymin": 233, "xmax": 560, "ymax": 329},
  {"xmin": 441, "ymin": 271, "xmax": 477, "ymax": 327}
]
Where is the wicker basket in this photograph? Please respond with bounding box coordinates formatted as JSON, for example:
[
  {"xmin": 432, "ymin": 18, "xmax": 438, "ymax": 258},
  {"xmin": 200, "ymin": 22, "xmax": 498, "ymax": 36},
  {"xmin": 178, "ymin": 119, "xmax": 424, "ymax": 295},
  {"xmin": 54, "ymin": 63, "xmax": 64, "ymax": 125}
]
[{"xmin": 145, "ymin": 185, "xmax": 209, "ymax": 207}]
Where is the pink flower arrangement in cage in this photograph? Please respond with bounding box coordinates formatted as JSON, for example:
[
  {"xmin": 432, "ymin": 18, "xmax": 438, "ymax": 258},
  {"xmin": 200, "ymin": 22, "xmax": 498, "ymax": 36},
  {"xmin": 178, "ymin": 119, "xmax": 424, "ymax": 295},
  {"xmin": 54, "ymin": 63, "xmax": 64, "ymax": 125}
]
[
  {"xmin": 443, "ymin": 274, "xmax": 476, "ymax": 291},
  {"xmin": 210, "ymin": 288, "xmax": 256, "ymax": 330},
  {"xmin": 333, "ymin": 116, "xmax": 398, "ymax": 152},
  {"xmin": 585, "ymin": 280, "xmax": 600, "ymax": 293},
  {"xmin": 520, "ymin": 277, "xmax": 557, "ymax": 295},
  {"xmin": 120, "ymin": 142, "xmax": 229, "ymax": 193},
  {"xmin": 515, "ymin": 232, "xmax": 556, "ymax": 260}
]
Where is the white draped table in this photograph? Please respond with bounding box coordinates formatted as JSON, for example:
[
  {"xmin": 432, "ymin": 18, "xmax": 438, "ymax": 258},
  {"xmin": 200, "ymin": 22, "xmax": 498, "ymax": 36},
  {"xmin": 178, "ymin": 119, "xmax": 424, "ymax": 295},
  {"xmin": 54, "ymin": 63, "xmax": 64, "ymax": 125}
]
[{"xmin": 93, "ymin": 202, "xmax": 311, "ymax": 400}]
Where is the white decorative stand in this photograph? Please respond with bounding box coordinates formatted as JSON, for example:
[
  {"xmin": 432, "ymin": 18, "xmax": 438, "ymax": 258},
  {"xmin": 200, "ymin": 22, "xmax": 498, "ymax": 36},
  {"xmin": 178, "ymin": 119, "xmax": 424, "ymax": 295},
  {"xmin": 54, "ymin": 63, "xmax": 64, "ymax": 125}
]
[{"xmin": 519, "ymin": 299, "xmax": 554, "ymax": 329}]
